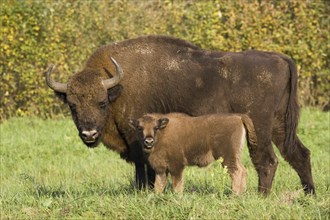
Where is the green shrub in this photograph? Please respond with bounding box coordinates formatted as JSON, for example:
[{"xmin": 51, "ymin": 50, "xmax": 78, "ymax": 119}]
[{"xmin": 1, "ymin": 0, "xmax": 328, "ymax": 121}]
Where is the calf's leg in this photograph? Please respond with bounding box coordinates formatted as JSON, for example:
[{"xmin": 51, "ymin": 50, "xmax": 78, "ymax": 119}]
[
  {"xmin": 154, "ymin": 172, "xmax": 167, "ymax": 193},
  {"xmin": 172, "ymin": 170, "xmax": 184, "ymax": 193},
  {"xmin": 223, "ymin": 160, "xmax": 246, "ymax": 195},
  {"xmin": 238, "ymin": 162, "xmax": 247, "ymax": 194}
]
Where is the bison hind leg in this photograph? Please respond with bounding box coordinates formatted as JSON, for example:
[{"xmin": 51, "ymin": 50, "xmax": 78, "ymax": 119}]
[{"xmin": 272, "ymin": 128, "xmax": 315, "ymax": 195}]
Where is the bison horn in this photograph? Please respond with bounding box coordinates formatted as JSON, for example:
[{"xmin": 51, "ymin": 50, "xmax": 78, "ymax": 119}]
[
  {"xmin": 45, "ymin": 65, "xmax": 67, "ymax": 93},
  {"xmin": 102, "ymin": 57, "xmax": 124, "ymax": 90}
]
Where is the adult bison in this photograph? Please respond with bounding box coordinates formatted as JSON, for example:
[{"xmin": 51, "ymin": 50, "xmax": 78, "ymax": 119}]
[{"xmin": 46, "ymin": 35, "xmax": 315, "ymax": 195}]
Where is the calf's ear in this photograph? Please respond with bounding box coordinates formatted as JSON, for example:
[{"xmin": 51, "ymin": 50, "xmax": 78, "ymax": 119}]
[
  {"xmin": 158, "ymin": 118, "xmax": 169, "ymax": 129},
  {"xmin": 128, "ymin": 119, "xmax": 138, "ymax": 129}
]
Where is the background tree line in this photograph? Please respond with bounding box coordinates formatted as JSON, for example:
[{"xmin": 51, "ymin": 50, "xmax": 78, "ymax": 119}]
[{"xmin": 1, "ymin": 0, "xmax": 329, "ymax": 121}]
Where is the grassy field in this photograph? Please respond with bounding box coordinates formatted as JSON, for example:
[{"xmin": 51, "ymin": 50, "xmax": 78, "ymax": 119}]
[{"xmin": 0, "ymin": 109, "xmax": 329, "ymax": 219}]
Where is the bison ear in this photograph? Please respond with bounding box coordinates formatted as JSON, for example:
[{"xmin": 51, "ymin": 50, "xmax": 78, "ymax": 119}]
[
  {"xmin": 128, "ymin": 118, "xmax": 138, "ymax": 129},
  {"xmin": 54, "ymin": 91, "xmax": 67, "ymax": 103},
  {"xmin": 108, "ymin": 85, "xmax": 123, "ymax": 102},
  {"xmin": 158, "ymin": 118, "xmax": 169, "ymax": 129}
]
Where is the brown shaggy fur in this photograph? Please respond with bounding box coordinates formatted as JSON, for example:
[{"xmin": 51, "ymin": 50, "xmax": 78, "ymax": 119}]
[
  {"xmin": 46, "ymin": 35, "xmax": 315, "ymax": 195},
  {"xmin": 129, "ymin": 113, "xmax": 257, "ymax": 194}
]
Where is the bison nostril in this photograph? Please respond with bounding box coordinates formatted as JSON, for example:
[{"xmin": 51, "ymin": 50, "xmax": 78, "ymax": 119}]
[
  {"xmin": 91, "ymin": 130, "xmax": 98, "ymax": 138},
  {"xmin": 81, "ymin": 130, "xmax": 98, "ymax": 140},
  {"xmin": 81, "ymin": 131, "xmax": 88, "ymax": 139}
]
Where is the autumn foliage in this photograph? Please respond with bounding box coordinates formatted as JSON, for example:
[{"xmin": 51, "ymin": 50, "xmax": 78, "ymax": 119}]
[{"xmin": 1, "ymin": 0, "xmax": 329, "ymax": 120}]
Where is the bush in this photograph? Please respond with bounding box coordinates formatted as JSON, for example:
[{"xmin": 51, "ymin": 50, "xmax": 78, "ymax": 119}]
[{"xmin": 1, "ymin": 0, "xmax": 329, "ymax": 121}]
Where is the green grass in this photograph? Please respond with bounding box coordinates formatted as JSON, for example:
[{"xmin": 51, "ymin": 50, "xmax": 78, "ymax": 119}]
[{"xmin": 1, "ymin": 109, "xmax": 329, "ymax": 219}]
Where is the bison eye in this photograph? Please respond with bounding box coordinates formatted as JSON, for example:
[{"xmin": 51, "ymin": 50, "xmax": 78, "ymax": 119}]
[
  {"xmin": 137, "ymin": 126, "xmax": 143, "ymax": 132},
  {"xmin": 99, "ymin": 101, "xmax": 107, "ymax": 109}
]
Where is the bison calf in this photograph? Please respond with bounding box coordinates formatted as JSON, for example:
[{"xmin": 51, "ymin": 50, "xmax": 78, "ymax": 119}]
[{"xmin": 129, "ymin": 113, "xmax": 257, "ymax": 194}]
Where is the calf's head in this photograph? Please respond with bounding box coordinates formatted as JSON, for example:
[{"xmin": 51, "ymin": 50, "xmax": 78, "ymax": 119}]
[
  {"xmin": 129, "ymin": 115, "xmax": 169, "ymax": 153},
  {"xmin": 45, "ymin": 57, "xmax": 124, "ymax": 147}
]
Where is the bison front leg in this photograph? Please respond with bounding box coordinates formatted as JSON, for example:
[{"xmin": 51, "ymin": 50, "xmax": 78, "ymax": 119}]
[
  {"xmin": 154, "ymin": 172, "xmax": 167, "ymax": 193},
  {"xmin": 254, "ymin": 143, "xmax": 278, "ymax": 195},
  {"xmin": 135, "ymin": 162, "xmax": 147, "ymax": 189},
  {"xmin": 252, "ymin": 140, "xmax": 278, "ymax": 195},
  {"xmin": 248, "ymin": 120, "xmax": 278, "ymax": 195},
  {"xmin": 129, "ymin": 141, "xmax": 149, "ymax": 189},
  {"xmin": 135, "ymin": 163, "xmax": 157, "ymax": 189},
  {"xmin": 147, "ymin": 163, "xmax": 156, "ymax": 188}
]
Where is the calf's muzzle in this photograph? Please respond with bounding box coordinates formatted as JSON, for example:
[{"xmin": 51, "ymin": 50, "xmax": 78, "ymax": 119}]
[{"xmin": 144, "ymin": 137, "xmax": 154, "ymax": 149}]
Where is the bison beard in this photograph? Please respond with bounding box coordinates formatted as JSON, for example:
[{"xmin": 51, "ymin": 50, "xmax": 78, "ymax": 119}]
[{"xmin": 45, "ymin": 35, "xmax": 315, "ymax": 195}]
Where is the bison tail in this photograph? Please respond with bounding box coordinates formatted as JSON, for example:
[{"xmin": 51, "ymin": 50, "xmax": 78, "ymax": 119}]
[
  {"xmin": 241, "ymin": 115, "xmax": 258, "ymax": 153},
  {"xmin": 281, "ymin": 55, "xmax": 300, "ymax": 155}
]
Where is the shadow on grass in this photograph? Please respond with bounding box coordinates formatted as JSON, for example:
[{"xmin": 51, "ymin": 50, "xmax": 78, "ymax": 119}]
[
  {"xmin": 20, "ymin": 173, "xmax": 67, "ymax": 198},
  {"xmin": 186, "ymin": 185, "xmax": 232, "ymax": 196},
  {"xmin": 19, "ymin": 173, "xmax": 145, "ymax": 198},
  {"xmin": 19, "ymin": 172, "xmax": 234, "ymax": 201}
]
